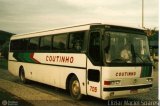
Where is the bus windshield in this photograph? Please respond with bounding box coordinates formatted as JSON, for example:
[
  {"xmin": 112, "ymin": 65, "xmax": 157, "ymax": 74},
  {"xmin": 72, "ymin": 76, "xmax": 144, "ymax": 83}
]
[{"xmin": 104, "ymin": 32, "xmax": 151, "ymax": 64}]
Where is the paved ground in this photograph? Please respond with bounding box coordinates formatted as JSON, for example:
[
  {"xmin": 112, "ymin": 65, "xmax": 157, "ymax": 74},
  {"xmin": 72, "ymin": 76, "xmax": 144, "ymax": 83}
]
[{"xmin": 0, "ymin": 87, "xmax": 32, "ymax": 106}]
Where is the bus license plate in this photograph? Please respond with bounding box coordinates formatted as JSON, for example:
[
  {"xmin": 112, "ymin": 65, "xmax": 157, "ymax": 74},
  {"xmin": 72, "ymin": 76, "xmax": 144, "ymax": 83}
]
[{"xmin": 130, "ymin": 89, "xmax": 138, "ymax": 94}]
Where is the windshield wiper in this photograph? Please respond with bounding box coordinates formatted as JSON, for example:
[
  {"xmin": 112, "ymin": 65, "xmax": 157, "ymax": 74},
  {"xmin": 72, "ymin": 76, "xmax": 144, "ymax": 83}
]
[
  {"xmin": 135, "ymin": 53, "xmax": 145, "ymax": 63},
  {"xmin": 131, "ymin": 44, "xmax": 145, "ymax": 63}
]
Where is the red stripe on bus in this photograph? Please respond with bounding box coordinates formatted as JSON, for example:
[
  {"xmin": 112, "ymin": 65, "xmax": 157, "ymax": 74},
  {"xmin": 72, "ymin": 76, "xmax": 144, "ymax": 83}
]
[{"xmin": 30, "ymin": 53, "xmax": 41, "ymax": 64}]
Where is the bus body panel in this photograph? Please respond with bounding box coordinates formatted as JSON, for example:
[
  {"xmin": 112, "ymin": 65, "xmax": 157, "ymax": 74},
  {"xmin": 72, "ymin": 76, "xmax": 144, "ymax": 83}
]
[
  {"xmin": 101, "ymin": 67, "xmax": 153, "ymax": 99},
  {"xmin": 86, "ymin": 59, "xmax": 101, "ymax": 98},
  {"xmin": 10, "ymin": 25, "xmax": 91, "ymax": 40},
  {"xmin": 9, "ymin": 52, "xmax": 86, "ymax": 68},
  {"xmin": 8, "ymin": 60, "xmax": 20, "ymax": 76},
  {"xmin": 102, "ymin": 67, "xmax": 142, "ymax": 79},
  {"xmin": 102, "ymin": 88, "xmax": 150, "ymax": 100},
  {"xmin": 8, "ymin": 53, "xmax": 87, "ymax": 95}
]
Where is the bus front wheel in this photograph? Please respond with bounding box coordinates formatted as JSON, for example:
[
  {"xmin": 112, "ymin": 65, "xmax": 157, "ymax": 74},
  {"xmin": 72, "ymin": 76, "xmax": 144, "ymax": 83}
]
[
  {"xmin": 69, "ymin": 76, "xmax": 83, "ymax": 100},
  {"xmin": 19, "ymin": 68, "xmax": 28, "ymax": 84}
]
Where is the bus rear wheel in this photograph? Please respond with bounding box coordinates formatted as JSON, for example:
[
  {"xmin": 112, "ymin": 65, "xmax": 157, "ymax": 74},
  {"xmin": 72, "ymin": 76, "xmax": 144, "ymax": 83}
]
[
  {"xmin": 69, "ymin": 76, "xmax": 83, "ymax": 100},
  {"xmin": 19, "ymin": 68, "xmax": 28, "ymax": 84}
]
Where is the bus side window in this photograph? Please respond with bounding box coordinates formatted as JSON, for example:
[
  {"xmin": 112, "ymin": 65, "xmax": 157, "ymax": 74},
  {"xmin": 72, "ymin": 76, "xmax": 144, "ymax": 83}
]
[
  {"xmin": 40, "ymin": 36, "xmax": 52, "ymax": 51},
  {"xmin": 89, "ymin": 32, "xmax": 101, "ymax": 64},
  {"xmin": 53, "ymin": 34, "xmax": 67, "ymax": 50},
  {"xmin": 22, "ymin": 39, "xmax": 29, "ymax": 51},
  {"xmin": 69, "ymin": 32, "xmax": 85, "ymax": 52},
  {"xmin": 10, "ymin": 40, "xmax": 21, "ymax": 51},
  {"xmin": 28, "ymin": 37, "xmax": 40, "ymax": 51},
  {"xmin": 10, "ymin": 39, "xmax": 27, "ymax": 52}
]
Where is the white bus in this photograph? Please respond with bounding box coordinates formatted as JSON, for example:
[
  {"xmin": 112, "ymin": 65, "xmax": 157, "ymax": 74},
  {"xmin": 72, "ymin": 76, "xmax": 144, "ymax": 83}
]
[{"xmin": 8, "ymin": 23, "xmax": 153, "ymax": 100}]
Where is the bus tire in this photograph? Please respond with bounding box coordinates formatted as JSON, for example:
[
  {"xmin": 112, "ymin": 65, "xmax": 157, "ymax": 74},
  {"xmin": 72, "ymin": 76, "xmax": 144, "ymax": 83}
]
[
  {"xmin": 69, "ymin": 76, "xmax": 83, "ymax": 100},
  {"xmin": 19, "ymin": 68, "xmax": 28, "ymax": 84}
]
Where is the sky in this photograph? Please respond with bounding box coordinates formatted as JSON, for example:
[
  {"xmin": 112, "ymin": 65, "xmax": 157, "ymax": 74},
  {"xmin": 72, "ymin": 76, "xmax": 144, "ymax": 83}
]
[{"xmin": 0, "ymin": 0, "xmax": 159, "ymax": 34}]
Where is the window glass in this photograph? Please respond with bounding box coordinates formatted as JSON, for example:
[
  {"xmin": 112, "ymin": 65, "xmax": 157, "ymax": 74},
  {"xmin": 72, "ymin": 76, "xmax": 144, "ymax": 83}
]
[
  {"xmin": 10, "ymin": 39, "xmax": 28, "ymax": 51},
  {"xmin": 104, "ymin": 32, "xmax": 151, "ymax": 63},
  {"xmin": 69, "ymin": 32, "xmax": 85, "ymax": 51},
  {"xmin": 53, "ymin": 34, "xmax": 67, "ymax": 50},
  {"xmin": 21, "ymin": 39, "xmax": 28, "ymax": 51},
  {"xmin": 10, "ymin": 40, "xmax": 21, "ymax": 51},
  {"xmin": 88, "ymin": 69, "xmax": 100, "ymax": 82},
  {"xmin": 40, "ymin": 36, "xmax": 52, "ymax": 51},
  {"xmin": 28, "ymin": 37, "xmax": 39, "ymax": 51},
  {"xmin": 89, "ymin": 32, "xmax": 101, "ymax": 62}
]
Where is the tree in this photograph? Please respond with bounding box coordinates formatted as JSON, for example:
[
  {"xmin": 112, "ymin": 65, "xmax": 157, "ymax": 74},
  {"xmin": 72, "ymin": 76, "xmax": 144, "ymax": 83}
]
[{"xmin": 1, "ymin": 41, "xmax": 9, "ymax": 59}]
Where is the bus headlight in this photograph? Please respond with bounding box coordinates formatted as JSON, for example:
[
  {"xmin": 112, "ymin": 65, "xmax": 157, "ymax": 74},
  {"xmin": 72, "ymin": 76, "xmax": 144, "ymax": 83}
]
[
  {"xmin": 104, "ymin": 80, "xmax": 121, "ymax": 85},
  {"xmin": 109, "ymin": 92, "xmax": 114, "ymax": 97},
  {"xmin": 146, "ymin": 78, "xmax": 153, "ymax": 82}
]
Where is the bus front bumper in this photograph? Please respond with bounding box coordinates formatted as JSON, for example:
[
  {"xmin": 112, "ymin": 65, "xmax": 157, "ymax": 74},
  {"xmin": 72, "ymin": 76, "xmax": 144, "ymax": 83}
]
[{"xmin": 102, "ymin": 84, "xmax": 152, "ymax": 100}]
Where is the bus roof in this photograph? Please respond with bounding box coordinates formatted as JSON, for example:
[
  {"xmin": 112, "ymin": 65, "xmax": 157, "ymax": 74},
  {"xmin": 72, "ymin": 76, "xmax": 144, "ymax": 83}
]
[{"xmin": 11, "ymin": 23, "xmax": 144, "ymax": 40}]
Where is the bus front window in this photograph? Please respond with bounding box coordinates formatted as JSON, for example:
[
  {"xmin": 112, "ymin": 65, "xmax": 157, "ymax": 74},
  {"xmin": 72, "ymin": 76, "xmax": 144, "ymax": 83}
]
[{"xmin": 104, "ymin": 32, "xmax": 151, "ymax": 64}]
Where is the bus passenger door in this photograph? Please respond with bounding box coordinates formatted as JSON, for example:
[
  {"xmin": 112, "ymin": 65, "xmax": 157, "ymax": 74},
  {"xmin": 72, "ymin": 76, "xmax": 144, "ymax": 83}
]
[{"xmin": 87, "ymin": 31, "xmax": 101, "ymax": 98}]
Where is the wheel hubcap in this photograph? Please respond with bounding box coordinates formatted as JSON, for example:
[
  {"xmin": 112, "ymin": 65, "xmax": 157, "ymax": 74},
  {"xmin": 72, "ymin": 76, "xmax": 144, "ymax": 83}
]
[
  {"xmin": 20, "ymin": 72, "xmax": 24, "ymax": 81},
  {"xmin": 72, "ymin": 80, "xmax": 80, "ymax": 95}
]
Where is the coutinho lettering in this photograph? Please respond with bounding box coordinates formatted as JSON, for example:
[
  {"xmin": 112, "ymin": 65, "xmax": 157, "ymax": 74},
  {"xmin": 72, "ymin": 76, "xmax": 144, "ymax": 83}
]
[
  {"xmin": 115, "ymin": 72, "xmax": 136, "ymax": 76},
  {"xmin": 46, "ymin": 56, "xmax": 74, "ymax": 63}
]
